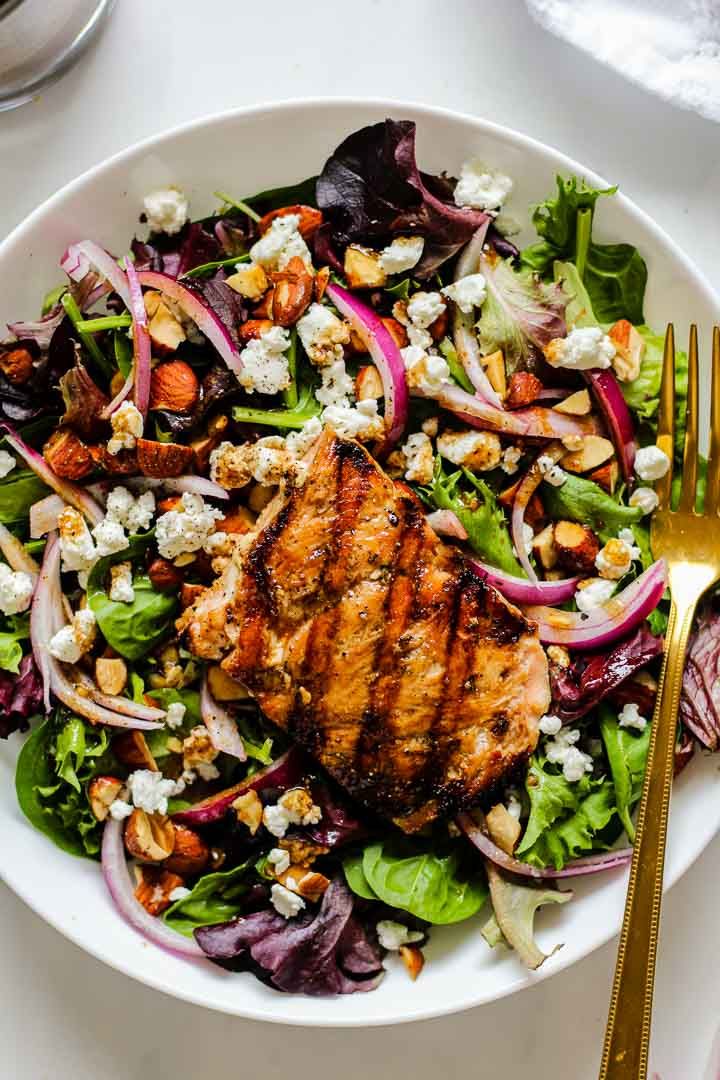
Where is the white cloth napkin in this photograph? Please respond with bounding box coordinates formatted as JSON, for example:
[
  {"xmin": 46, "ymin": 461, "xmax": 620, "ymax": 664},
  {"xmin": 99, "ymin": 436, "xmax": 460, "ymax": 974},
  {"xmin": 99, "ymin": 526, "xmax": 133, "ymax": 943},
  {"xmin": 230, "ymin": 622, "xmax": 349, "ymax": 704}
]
[{"xmin": 526, "ymin": 0, "xmax": 720, "ymax": 122}]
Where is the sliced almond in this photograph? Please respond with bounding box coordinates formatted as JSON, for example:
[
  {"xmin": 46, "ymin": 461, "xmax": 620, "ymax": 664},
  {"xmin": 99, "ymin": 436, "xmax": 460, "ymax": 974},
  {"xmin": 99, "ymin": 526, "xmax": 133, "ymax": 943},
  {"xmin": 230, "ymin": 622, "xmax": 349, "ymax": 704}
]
[
  {"xmin": 343, "ymin": 245, "xmax": 387, "ymax": 289},
  {"xmin": 554, "ymin": 520, "xmax": 600, "ymax": 574},
  {"xmin": 399, "ymin": 945, "xmax": 425, "ymax": 981},
  {"xmin": 482, "ymin": 350, "xmax": 507, "ymax": 399},
  {"xmin": 124, "ymin": 809, "xmax": 175, "ymax": 862},
  {"xmin": 561, "ymin": 435, "xmax": 614, "ymax": 473},
  {"xmin": 95, "ymin": 657, "xmax": 128, "ymax": 697},
  {"xmin": 589, "ymin": 459, "xmax": 619, "ymax": 494},
  {"xmin": 113, "ymin": 730, "xmax": 158, "ymax": 772},
  {"xmin": 532, "ymin": 523, "xmax": 558, "ymax": 570},
  {"xmin": 486, "ymin": 804, "xmax": 521, "ymax": 855},
  {"xmin": 608, "ymin": 319, "xmax": 645, "ymax": 382},
  {"xmin": 88, "ymin": 776, "xmax": 124, "ymax": 822},
  {"xmin": 554, "ymin": 389, "xmax": 591, "ymax": 416}
]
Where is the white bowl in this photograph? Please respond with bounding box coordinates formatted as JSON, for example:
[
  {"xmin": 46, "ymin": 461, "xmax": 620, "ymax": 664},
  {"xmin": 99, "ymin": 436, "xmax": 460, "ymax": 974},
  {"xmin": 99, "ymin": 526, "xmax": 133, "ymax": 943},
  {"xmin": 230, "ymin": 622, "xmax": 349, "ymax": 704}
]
[{"xmin": 1, "ymin": 98, "xmax": 718, "ymax": 1028}]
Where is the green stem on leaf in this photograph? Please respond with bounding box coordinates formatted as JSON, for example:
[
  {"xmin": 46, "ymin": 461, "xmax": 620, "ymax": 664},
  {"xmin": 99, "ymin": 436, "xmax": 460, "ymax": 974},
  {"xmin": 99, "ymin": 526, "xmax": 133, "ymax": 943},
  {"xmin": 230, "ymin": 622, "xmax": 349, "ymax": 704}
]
[
  {"xmin": 75, "ymin": 315, "xmax": 132, "ymax": 332},
  {"xmin": 61, "ymin": 293, "xmax": 113, "ymax": 377},
  {"xmin": 575, "ymin": 208, "xmax": 592, "ymax": 282},
  {"xmin": 214, "ymin": 190, "xmax": 261, "ymax": 223}
]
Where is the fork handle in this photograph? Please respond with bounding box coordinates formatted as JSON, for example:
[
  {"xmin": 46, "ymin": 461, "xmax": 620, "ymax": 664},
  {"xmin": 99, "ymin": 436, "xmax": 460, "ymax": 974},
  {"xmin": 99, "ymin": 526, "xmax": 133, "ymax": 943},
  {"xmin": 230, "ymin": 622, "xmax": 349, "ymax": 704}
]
[{"xmin": 599, "ymin": 596, "xmax": 698, "ymax": 1079}]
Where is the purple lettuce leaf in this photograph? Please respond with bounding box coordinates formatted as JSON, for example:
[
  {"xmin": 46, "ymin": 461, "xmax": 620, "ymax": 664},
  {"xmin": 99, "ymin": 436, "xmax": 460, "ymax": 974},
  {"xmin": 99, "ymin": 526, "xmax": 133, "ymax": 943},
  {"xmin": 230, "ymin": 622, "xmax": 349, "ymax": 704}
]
[
  {"xmin": 195, "ymin": 878, "xmax": 383, "ymax": 996},
  {"xmin": 680, "ymin": 606, "xmax": 720, "ymax": 750},
  {"xmin": 0, "ymin": 654, "xmax": 43, "ymax": 739},
  {"xmin": 133, "ymin": 221, "xmax": 223, "ymax": 279},
  {"xmin": 7, "ymin": 307, "xmax": 65, "ymax": 351},
  {"xmin": 187, "ymin": 270, "xmax": 247, "ymax": 349},
  {"xmin": 305, "ymin": 781, "xmax": 367, "ymax": 849},
  {"xmin": 316, "ymin": 119, "xmax": 487, "ymax": 277},
  {"xmin": 550, "ymin": 625, "xmax": 663, "ymax": 723},
  {"xmin": 487, "ymin": 223, "xmax": 520, "ymax": 262}
]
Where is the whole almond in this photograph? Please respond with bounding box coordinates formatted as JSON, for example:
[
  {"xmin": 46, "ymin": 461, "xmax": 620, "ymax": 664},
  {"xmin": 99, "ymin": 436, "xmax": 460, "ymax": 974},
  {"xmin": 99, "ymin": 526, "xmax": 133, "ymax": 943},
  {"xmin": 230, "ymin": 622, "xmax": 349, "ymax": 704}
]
[
  {"xmin": 137, "ymin": 438, "xmax": 194, "ymax": 478},
  {"xmin": 271, "ymin": 256, "xmax": 314, "ymax": 327},
  {"xmin": 43, "ymin": 428, "xmax": 94, "ymax": 480},
  {"xmin": 149, "ymin": 360, "xmax": 199, "ymax": 413}
]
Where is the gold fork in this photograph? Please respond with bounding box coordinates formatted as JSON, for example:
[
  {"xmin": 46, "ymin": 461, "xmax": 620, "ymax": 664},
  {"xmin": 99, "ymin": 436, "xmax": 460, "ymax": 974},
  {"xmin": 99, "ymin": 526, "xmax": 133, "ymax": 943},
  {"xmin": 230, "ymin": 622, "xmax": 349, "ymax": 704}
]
[{"xmin": 599, "ymin": 325, "xmax": 720, "ymax": 1079}]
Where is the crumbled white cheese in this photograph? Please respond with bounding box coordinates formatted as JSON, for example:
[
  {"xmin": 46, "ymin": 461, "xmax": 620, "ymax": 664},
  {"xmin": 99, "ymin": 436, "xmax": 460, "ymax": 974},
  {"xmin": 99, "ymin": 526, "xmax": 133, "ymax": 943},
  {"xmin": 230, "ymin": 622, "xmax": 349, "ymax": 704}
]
[
  {"xmin": 505, "ymin": 791, "xmax": 522, "ymax": 820},
  {"xmin": 267, "ymin": 847, "xmax": 291, "ymax": 876},
  {"xmin": 278, "ymin": 788, "xmax": 322, "ymax": 826},
  {"xmin": 210, "ymin": 437, "xmax": 295, "ymax": 490},
  {"xmin": 203, "ymin": 530, "xmax": 231, "ymax": 558},
  {"xmin": 126, "ymin": 769, "xmax": 185, "ymax": 815},
  {"xmin": 545, "ymin": 727, "xmax": 593, "ymax": 782},
  {"xmin": 109, "ymin": 798, "xmax": 133, "ymax": 821},
  {"xmin": 270, "ymin": 882, "xmax": 306, "ymax": 919},
  {"xmin": 539, "ymin": 713, "xmax": 563, "ymax": 736},
  {"xmin": 545, "ymin": 327, "xmax": 615, "ymax": 371},
  {"xmin": 401, "ymin": 432, "xmax": 434, "ymax": 484},
  {"xmin": 618, "ymin": 703, "xmax": 648, "ymax": 731},
  {"xmin": 437, "ymin": 429, "xmax": 501, "ymax": 471},
  {"xmin": 421, "ymin": 416, "xmax": 439, "ymax": 438},
  {"xmin": 254, "ymin": 437, "xmax": 295, "ymax": 485},
  {"xmin": 92, "ymin": 517, "xmax": 128, "ymax": 557},
  {"xmin": 105, "ymin": 487, "xmax": 135, "ymax": 526},
  {"xmin": 168, "ymin": 886, "xmax": 192, "ymax": 902},
  {"xmin": 238, "ymin": 325, "xmax": 292, "ymax": 395},
  {"xmin": 105, "ymin": 486, "xmax": 156, "ymax": 534},
  {"xmin": 166, "ymin": 701, "xmax": 186, "ymax": 730},
  {"xmin": 285, "ymin": 416, "xmax": 323, "ymax": 458},
  {"xmin": 263, "ymin": 804, "xmax": 291, "ymax": 838},
  {"xmin": 575, "ymin": 577, "xmax": 617, "ymax": 613},
  {"xmin": 407, "ymin": 291, "xmax": 446, "ymax": 329},
  {"xmin": 109, "ymin": 562, "xmax": 134, "ymax": 603},
  {"xmin": 501, "ymin": 446, "xmax": 522, "ymax": 475},
  {"xmin": 155, "ymin": 492, "xmax": 224, "ymax": 561},
  {"xmin": 634, "ymin": 445, "xmax": 670, "ymax": 482},
  {"xmin": 249, "ymin": 213, "xmax": 312, "ymax": 271},
  {"xmin": 58, "ymin": 506, "xmax": 97, "ymax": 574},
  {"xmin": 493, "ymin": 212, "xmax": 522, "ymax": 236},
  {"xmin": 296, "ymin": 303, "xmax": 350, "ymax": 367},
  {"xmin": 595, "ymin": 535, "xmax": 640, "ymax": 580},
  {"xmin": 537, "ymin": 454, "xmax": 566, "ymax": 487},
  {"xmin": 378, "ymin": 236, "xmax": 424, "ymax": 275},
  {"xmin": 315, "ymin": 359, "xmax": 356, "ymax": 408},
  {"xmin": 442, "ymin": 273, "xmax": 487, "ymax": 314},
  {"xmin": 322, "ymin": 399, "xmax": 384, "ymax": 442},
  {"xmin": 629, "ymin": 486, "xmax": 659, "ymax": 515},
  {"xmin": 407, "ymin": 324, "xmax": 434, "ymax": 350},
  {"xmin": 143, "ymin": 187, "xmax": 189, "ymax": 236},
  {"xmin": 401, "ymin": 346, "xmax": 451, "ymax": 394},
  {"xmin": 0, "ymin": 450, "xmax": 16, "ymax": 478},
  {"xmin": 454, "ymin": 160, "xmax": 513, "ymax": 210},
  {"xmin": 376, "ymin": 920, "xmax": 424, "ymax": 951},
  {"xmin": 0, "ymin": 564, "xmax": 32, "ymax": 616},
  {"xmin": 107, "ymin": 401, "xmax": 144, "ymax": 455},
  {"xmin": 48, "ymin": 608, "xmax": 97, "ymax": 664}
]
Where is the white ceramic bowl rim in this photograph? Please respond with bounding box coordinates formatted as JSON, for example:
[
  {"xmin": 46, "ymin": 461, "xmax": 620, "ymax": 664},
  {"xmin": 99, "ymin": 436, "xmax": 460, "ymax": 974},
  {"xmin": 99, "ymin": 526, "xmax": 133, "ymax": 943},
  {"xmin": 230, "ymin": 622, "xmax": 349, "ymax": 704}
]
[{"xmin": 1, "ymin": 97, "xmax": 719, "ymax": 1028}]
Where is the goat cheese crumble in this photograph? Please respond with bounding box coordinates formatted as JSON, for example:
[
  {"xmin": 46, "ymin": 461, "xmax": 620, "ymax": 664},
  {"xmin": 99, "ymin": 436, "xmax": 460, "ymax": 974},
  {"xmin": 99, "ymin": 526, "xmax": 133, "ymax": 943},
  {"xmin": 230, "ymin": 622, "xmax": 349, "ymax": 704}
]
[
  {"xmin": 109, "ymin": 562, "xmax": 134, "ymax": 603},
  {"xmin": 48, "ymin": 608, "xmax": 97, "ymax": 664},
  {"xmin": 249, "ymin": 213, "xmax": 312, "ymax": 271},
  {"xmin": 270, "ymin": 882, "xmax": 306, "ymax": 919},
  {"xmin": 401, "ymin": 431, "xmax": 434, "ymax": 484},
  {"xmin": 501, "ymin": 446, "xmax": 522, "ymax": 474},
  {"xmin": 238, "ymin": 325, "xmax": 292, "ymax": 395},
  {"xmin": 315, "ymin": 359, "xmax": 356, "ymax": 408},
  {"xmin": 267, "ymin": 847, "xmax": 291, "ymax": 876},
  {"xmin": 401, "ymin": 346, "xmax": 450, "ymax": 394},
  {"xmin": 58, "ymin": 506, "xmax": 96, "ymax": 574},
  {"xmin": 379, "ymin": 236, "xmax": 424, "ymax": 274},
  {"xmin": 296, "ymin": 303, "xmax": 350, "ymax": 367},
  {"xmin": 575, "ymin": 577, "xmax": 616, "ymax": 613},
  {"xmin": 0, "ymin": 564, "xmax": 32, "ymax": 616},
  {"xmin": 437, "ymin": 429, "xmax": 501, "ymax": 471},
  {"xmin": 143, "ymin": 187, "xmax": 189, "ymax": 236},
  {"xmin": 634, "ymin": 445, "xmax": 670, "ymax": 482},
  {"xmin": 618, "ymin": 703, "xmax": 648, "ymax": 731},
  {"xmin": 629, "ymin": 486, "xmax": 659, "ymax": 515},
  {"xmin": 537, "ymin": 454, "xmax": 566, "ymax": 487},
  {"xmin": 322, "ymin": 399, "xmax": 384, "ymax": 441},
  {"xmin": 545, "ymin": 727, "xmax": 593, "ymax": 782},
  {"xmin": 126, "ymin": 769, "xmax": 186, "ymax": 815},
  {"xmin": 538, "ymin": 713, "xmax": 563, "ymax": 736},
  {"xmin": 441, "ymin": 273, "xmax": 487, "ymax": 314},
  {"xmin": 407, "ymin": 291, "xmax": 446, "ymax": 329},
  {"xmin": 92, "ymin": 517, "xmax": 128, "ymax": 557},
  {"xmin": 168, "ymin": 886, "xmax": 192, "ymax": 902},
  {"xmin": 376, "ymin": 920, "xmax": 424, "ymax": 951},
  {"xmin": 166, "ymin": 702, "xmax": 186, "ymax": 730},
  {"xmin": 454, "ymin": 160, "xmax": 513, "ymax": 210},
  {"xmin": 544, "ymin": 327, "xmax": 615, "ymax": 372},
  {"xmin": 595, "ymin": 532, "xmax": 641, "ymax": 580},
  {"xmin": 107, "ymin": 401, "xmax": 144, "ymax": 455},
  {"xmin": 155, "ymin": 492, "xmax": 224, "ymax": 561}
]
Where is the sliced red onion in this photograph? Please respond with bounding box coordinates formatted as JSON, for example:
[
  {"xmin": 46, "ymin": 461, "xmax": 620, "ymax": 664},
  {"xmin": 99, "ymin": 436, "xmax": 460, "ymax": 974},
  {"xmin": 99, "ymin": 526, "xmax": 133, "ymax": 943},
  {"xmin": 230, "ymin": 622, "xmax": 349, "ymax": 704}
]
[
  {"xmin": 137, "ymin": 270, "xmax": 242, "ymax": 376},
  {"xmin": 426, "ymin": 509, "xmax": 469, "ymax": 540},
  {"xmin": 420, "ymin": 380, "xmax": 601, "ymax": 439},
  {"xmin": 458, "ymin": 813, "xmax": 633, "ymax": 879},
  {"xmin": 524, "ymin": 559, "xmax": 668, "ymax": 650},
  {"xmin": 30, "ymin": 493, "xmax": 66, "ymax": 538},
  {"xmin": 61, "ymin": 241, "xmax": 132, "ymax": 309},
  {"xmin": 73, "ymin": 670, "xmax": 167, "ymax": 722},
  {"xmin": 101, "ymin": 819, "xmax": 204, "ymax": 960},
  {"xmin": 102, "ymin": 369, "xmax": 134, "ymax": 417},
  {"xmin": 325, "ymin": 282, "xmax": 409, "ymax": 451},
  {"xmin": 200, "ymin": 672, "xmax": 247, "ymax": 761},
  {"xmin": 125, "ymin": 258, "xmax": 151, "ymax": 417},
  {"xmin": 173, "ymin": 747, "xmax": 301, "ymax": 825},
  {"xmin": 1, "ymin": 423, "xmax": 103, "ymax": 525},
  {"xmin": 467, "ymin": 558, "xmax": 580, "ymax": 606},
  {"xmin": 0, "ymin": 521, "xmax": 39, "ymax": 577},
  {"xmin": 121, "ymin": 475, "xmax": 229, "ymax": 501},
  {"xmin": 451, "ymin": 223, "xmax": 503, "ymax": 407},
  {"xmin": 536, "ymin": 388, "xmax": 567, "ymax": 402},
  {"xmin": 7, "ymin": 307, "xmax": 65, "ymax": 350},
  {"xmin": 511, "ymin": 443, "xmax": 566, "ymax": 584},
  {"xmin": 584, "ymin": 369, "xmax": 637, "ymax": 481}
]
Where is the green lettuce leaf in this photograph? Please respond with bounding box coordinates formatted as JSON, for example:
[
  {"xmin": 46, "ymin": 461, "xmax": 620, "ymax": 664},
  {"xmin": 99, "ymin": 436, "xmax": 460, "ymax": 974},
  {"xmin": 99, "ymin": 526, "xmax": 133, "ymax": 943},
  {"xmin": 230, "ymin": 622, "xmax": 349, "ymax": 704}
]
[
  {"xmin": 421, "ymin": 458, "xmax": 525, "ymax": 577},
  {"xmin": 354, "ymin": 835, "xmax": 488, "ymax": 924},
  {"xmin": 0, "ymin": 470, "xmax": 49, "ymax": 525},
  {"xmin": 521, "ymin": 175, "xmax": 617, "ymax": 275},
  {"xmin": 554, "ymin": 260, "xmax": 598, "ymax": 328},
  {"xmin": 599, "ymin": 704, "xmax": 650, "ymax": 841},
  {"xmin": 0, "ymin": 612, "xmax": 30, "ymax": 674},
  {"xmin": 163, "ymin": 861, "xmax": 255, "ymax": 937}
]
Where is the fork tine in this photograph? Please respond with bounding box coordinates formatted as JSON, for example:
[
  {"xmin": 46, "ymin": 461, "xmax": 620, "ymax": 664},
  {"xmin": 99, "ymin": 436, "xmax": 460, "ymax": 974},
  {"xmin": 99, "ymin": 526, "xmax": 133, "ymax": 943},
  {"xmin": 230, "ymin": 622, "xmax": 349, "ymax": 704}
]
[
  {"xmin": 704, "ymin": 326, "xmax": 720, "ymax": 515},
  {"xmin": 655, "ymin": 324, "xmax": 675, "ymax": 510},
  {"xmin": 678, "ymin": 325, "xmax": 699, "ymax": 513}
]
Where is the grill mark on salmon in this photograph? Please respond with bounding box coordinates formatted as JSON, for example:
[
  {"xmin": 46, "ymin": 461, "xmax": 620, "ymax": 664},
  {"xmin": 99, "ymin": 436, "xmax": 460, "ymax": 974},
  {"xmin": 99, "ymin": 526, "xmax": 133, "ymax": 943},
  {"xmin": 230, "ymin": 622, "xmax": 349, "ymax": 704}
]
[{"xmin": 182, "ymin": 430, "xmax": 551, "ymax": 831}]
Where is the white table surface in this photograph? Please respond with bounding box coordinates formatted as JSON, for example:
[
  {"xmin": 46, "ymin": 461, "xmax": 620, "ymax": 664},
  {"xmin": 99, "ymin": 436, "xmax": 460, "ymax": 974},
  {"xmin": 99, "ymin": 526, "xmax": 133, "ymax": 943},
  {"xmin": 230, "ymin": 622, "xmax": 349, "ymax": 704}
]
[{"xmin": 2, "ymin": 1, "xmax": 720, "ymax": 1076}]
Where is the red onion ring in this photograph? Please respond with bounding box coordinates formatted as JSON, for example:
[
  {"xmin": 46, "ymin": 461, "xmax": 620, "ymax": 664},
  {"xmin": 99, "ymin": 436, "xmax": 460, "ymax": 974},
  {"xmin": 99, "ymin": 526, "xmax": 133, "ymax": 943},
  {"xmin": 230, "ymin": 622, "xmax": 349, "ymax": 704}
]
[
  {"xmin": 61, "ymin": 241, "xmax": 132, "ymax": 309},
  {"xmin": 451, "ymin": 223, "xmax": 502, "ymax": 406},
  {"xmin": 200, "ymin": 672, "xmax": 247, "ymax": 761},
  {"xmin": 584, "ymin": 369, "xmax": 637, "ymax": 481},
  {"xmin": 511, "ymin": 443, "xmax": 565, "ymax": 584},
  {"xmin": 467, "ymin": 557, "xmax": 580, "ymax": 606},
  {"xmin": 419, "ymin": 380, "xmax": 601, "ymax": 439}
]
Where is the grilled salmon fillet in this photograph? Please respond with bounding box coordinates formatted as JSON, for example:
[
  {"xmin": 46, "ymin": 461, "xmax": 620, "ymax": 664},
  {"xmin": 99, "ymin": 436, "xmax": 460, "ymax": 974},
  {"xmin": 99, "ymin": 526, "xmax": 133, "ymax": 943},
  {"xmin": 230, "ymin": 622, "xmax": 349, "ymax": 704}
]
[{"xmin": 181, "ymin": 431, "xmax": 550, "ymax": 831}]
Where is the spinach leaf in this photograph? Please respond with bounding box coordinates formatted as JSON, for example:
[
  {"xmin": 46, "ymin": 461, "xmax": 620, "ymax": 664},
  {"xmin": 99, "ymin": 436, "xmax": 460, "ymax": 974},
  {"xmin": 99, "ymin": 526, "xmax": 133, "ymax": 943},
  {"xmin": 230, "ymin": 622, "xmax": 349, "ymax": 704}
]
[
  {"xmin": 421, "ymin": 458, "xmax": 525, "ymax": 577},
  {"xmin": 517, "ymin": 755, "xmax": 618, "ymax": 870},
  {"xmin": 599, "ymin": 704, "xmax": 650, "ymax": 841},
  {"xmin": 522, "ymin": 175, "xmax": 647, "ymax": 324},
  {"xmin": 87, "ymin": 544, "xmax": 178, "ymax": 661},
  {"xmin": 163, "ymin": 861, "xmax": 255, "ymax": 937},
  {"xmin": 15, "ymin": 714, "xmax": 115, "ymax": 858},
  {"xmin": 0, "ymin": 470, "xmax": 49, "ymax": 525},
  {"xmin": 542, "ymin": 470, "xmax": 642, "ymax": 533},
  {"xmin": 360, "ymin": 836, "xmax": 487, "ymax": 924},
  {"xmin": 0, "ymin": 612, "xmax": 30, "ymax": 674},
  {"xmin": 243, "ymin": 176, "xmax": 319, "ymax": 215},
  {"xmin": 342, "ymin": 850, "xmax": 380, "ymax": 900},
  {"xmin": 232, "ymin": 380, "xmax": 321, "ymax": 430}
]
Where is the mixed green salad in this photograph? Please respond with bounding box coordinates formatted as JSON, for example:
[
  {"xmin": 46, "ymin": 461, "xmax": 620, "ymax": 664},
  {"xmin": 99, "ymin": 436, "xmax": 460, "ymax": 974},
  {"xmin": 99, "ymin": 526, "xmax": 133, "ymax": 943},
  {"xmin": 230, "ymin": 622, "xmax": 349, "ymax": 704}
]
[{"xmin": 1, "ymin": 119, "xmax": 714, "ymax": 997}]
